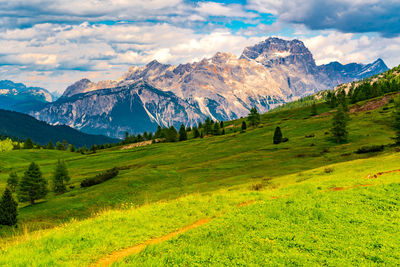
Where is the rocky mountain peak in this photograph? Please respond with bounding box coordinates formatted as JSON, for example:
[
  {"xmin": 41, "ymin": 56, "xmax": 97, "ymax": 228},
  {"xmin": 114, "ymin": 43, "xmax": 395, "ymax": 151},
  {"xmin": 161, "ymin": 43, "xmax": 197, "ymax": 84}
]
[
  {"xmin": 240, "ymin": 37, "xmax": 316, "ymax": 72},
  {"xmin": 61, "ymin": 78, "xmax": 93, "ymax": 98}
]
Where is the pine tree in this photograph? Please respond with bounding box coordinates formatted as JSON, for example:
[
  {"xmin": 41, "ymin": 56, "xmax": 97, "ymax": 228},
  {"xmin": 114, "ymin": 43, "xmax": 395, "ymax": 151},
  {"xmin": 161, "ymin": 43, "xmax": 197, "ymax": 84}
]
[
  {"xmin": 204, "ymin": 118, "xmax": 213, "ymax": 135},
  {"xmin": 7, "ymin": 172, "xmax": 18, "ymax": 192},
  {"xmin": 213, "ymin": 122, "xmax": 220, "ymax": 135},
  {"xmin": 56, "ymin": 141, "xmax": 64, "ymax": 150},
  {"xmin": 241, "ymin": 121, "xmax": 247, "ymax": 131},
  {"xmin": 248, "ymin": 107, "xmax": 260, "ymax": 126},
  {"xmin": 91, "ymin": 145, "xmax": 97, "ymax": 153},
  {"xmin": 392, "ymin": 98, "xmax": 400, "ymax": 145},
  {"xmin": 310, "ymin": 102, "xmax": 317, "ymax": 116},
  {"xmin": 18, "ymin": 162, "xmax": 48, "ymax": 205},
  {"xmin": 331, "ymin": 105, "xmax": 348, "ymax": 143},
  {"xmin": 222, "ymin": 129, "xmax": 225, "ymax": 135},
  {"xmin": 52, "ymin": 160, "xmax": 70, "ymax": 194},
  {"xmin": 24, "ymin": 138, "xmax": 33, "ymax": 149},
  {"xmin": 273, "ymin": 126, "xmax": 283, "ymax": 144},
  {"xmin": 179, "ymin": 124, "xmax": 188, "ymax": 141},
  {"xmin": 68, "ymin": 144, "xmax": 76, "ymax": 152},
  {"xmin": 0, "ymin": 188, "xmax": 18, "ymax": 226},
  {"xmin": 193, "ymin": 126, "xmax": 200, "ymax": 138},
  {"xmin": 220, "ymin": 121, "xmax": 224, "ymax": 128},
  {"xmin": 47, "ymin": 141, "xmax": 54, "ymax": 150},
  {"xmin": 166, "ymin": 126, "xmax": 178, "ymax": 142}
]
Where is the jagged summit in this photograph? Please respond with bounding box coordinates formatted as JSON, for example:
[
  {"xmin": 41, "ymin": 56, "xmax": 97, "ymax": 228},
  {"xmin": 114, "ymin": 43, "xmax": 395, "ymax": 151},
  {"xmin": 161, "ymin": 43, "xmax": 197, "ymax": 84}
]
[{"xmin": 31, "ymin": 37, "xmax": 389, "ymax": 137}]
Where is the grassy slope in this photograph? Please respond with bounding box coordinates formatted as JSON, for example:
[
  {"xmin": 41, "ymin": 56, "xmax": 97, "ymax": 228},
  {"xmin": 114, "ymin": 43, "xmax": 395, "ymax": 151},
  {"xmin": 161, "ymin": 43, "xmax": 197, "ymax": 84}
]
[
  {"xmin": 0, "ymin": 98, "xmax": 397, "ymax": 238},
  {"xmin": 1, "ymin": 152, "xmax": 399, "ymax": 266}
]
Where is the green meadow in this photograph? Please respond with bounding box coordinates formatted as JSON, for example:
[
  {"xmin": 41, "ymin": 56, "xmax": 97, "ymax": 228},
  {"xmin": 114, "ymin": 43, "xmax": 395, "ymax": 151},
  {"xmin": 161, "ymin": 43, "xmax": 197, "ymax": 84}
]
[{"xmin": 0, "ymin": 94, "xmax": 399, "ymax": 265}]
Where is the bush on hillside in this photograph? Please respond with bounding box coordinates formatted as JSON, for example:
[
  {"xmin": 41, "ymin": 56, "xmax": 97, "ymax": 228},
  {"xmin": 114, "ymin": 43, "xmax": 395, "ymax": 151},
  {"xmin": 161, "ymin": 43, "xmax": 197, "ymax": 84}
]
[
  {"xmin": 355, "ymin": 145, "xmax": 384, "ymax": 154},
  {"xmin": 81, "ymin": 167, "xmax": 119, "ymax": 188}
]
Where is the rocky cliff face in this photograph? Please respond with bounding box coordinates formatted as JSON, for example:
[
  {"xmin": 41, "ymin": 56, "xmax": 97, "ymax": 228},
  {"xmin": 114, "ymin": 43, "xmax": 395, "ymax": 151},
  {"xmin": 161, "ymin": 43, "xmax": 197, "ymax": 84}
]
[
  {"xmin": 31, "ymin": 38, "xmax": 388, "ymax": 138},
  {"xmin": 35, "ymin": 82, "xmax": 206, "ymax": 137}
]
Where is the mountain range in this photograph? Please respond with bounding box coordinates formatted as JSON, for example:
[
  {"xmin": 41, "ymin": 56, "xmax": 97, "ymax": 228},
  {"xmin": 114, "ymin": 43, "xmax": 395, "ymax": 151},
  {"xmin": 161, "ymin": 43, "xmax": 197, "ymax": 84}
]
[
  {"xmin": 2, "ymin": 38, "xmax": 388, "ymax": 138},
  {"xmin": 0, "ymin": 80, "xmax": 55, "ymax": 112}
]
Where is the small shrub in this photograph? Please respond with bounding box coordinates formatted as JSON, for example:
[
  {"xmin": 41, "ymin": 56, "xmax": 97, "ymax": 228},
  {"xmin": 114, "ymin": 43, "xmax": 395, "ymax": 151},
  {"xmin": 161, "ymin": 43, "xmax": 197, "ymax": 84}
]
[
  {"xmin": 355, "ymin": 145, "xmax": 384, "ymax": 154},
  {"xmin": 69, "ymin": 185, "xmax": 75, "ymax": 189},
  {"xmin": 251, "ymin": 183, "xmax": 263, "ymax": 191},
  {"xmin": 281, "ymin": 137, "xmax": 289, "ymax": 143},
  {"xmin": 305, "ymin": 134, "xmax": 315, "ymax": 138},
  {"xmin": 324, "ymin": 167, "xmax": 334, "ymax": 173},
  {"xmin": 321, "ymin": 148, "xmax": 330, "ymax": 153},
  {"xmin": 81, "ymin": 167, "xmax": 119, "ymax": 187}
]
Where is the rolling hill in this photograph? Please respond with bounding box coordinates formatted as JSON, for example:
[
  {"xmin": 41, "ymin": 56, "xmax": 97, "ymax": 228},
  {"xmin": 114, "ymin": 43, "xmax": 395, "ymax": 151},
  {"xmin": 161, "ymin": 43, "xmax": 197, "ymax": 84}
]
[
  {"xmin": 0, "ymin": 109, "xmax": 119, "ymax": 147},
  {"xmin": 0, "ymin": 66, "xmax": 399, "ymax": 265}
]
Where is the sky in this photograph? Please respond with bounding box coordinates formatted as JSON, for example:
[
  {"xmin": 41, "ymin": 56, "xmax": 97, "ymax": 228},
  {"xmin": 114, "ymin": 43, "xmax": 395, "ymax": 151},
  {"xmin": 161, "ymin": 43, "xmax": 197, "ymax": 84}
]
[{"xmin": 0, "ymin": 0, "xmax": 400, "ymax": 93}]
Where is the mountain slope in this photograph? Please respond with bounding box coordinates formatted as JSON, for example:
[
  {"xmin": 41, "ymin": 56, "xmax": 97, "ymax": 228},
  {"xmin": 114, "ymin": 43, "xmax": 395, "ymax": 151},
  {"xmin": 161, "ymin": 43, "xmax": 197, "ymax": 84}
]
[
  {"xmin": 0, "ymin": 80, "xmax": 54, "ymax": 111},
  {"xmin": 0, "ymin": 109, "xmax": 119, "ymax": 147},
  {"xmin": 33, "ymin": 81, "xmax": 206, "ymax": 137},
  {"xmin": 31, "ymin": 38, "xmax": 388, "ymax": 137}
]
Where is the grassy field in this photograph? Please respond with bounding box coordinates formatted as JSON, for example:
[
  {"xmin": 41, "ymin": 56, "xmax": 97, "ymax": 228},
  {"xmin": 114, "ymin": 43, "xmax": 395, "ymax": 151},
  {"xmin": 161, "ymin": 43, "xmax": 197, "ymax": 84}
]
[
  {"xmin": 0, "ymin": 151, "xmax": 399, "ymax": 266},
  {"xmin": 0, "ymin": 97, "xmax": 397, "ymax": 240}
]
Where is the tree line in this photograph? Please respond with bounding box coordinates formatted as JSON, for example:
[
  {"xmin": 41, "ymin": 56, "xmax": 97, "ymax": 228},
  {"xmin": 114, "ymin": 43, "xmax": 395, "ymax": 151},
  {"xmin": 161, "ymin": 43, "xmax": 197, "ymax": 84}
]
[{"xmin": 1, "ymin": 160, "xmax": 71, "ymax": 226}]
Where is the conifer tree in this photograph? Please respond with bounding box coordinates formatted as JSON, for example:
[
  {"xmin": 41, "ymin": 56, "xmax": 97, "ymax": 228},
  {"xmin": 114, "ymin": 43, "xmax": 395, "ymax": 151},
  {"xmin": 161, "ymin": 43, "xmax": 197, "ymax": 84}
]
[
  {"xmin": 24, "ymin": 138, "xmax": 33, "ymax": 149},
  {"xmin": 52, "ymin": 160, "xmax": 70, "ymax": 194},
  {"xmin": 91, "ymin": 145, "xmax": 97, "ymax": 153},
  {"xmin": 213, "ymin": 122, "xmax": 220, "ymax": 135},
  {"xmin": 47, "ymin": 141, "xmax": 54, "ymax": 150},
  {"xmin": 166, "ymin": 126, "xmax": 178, "ymax": 142},
  {"xmin": 193, "ymin": 126, "xmax": 200, "ymax": 138},
  {"xmin": 331, "ymin": 105, "xmax": 348, "ymax": 143},
  {"xmin": 248, "ymin": 107, "xmax": 261, "ymax": 126},
  {"xmin": 7, "ymin": 172, "xmax": 18, "ymax": 192},
  {"xmin": 273, "ymin": 126, "xmax": 283, "ymax": 144},
  {"xmin": 310, "ymin": 102, "xmax": 317, "ymax": 116},
  {"xmin": 68, "ymin": 144, "xmax": 76, "ymax": 152},
  {"xmin": 220, "ymin": 121, "xmax": 224, "ymax": 128},
  {"xmin": 56, "ymin": 141, "xmax": 64, "ymax": 150},
  {"xmin": 241, "ymin": 121, "xmax": 247, "ymax": 131},
  {"xmin": 18, "ymin": 162, "xmax": 48, "ymax": 205},
  {"xmin": 204, "ymin": 118, "xmax": 213, "ymax": 135},
  {"xmin": 0, "ymin": 188, "xmax": 18, "ymax": 226},
  {"xmin": 179, "ymin": 124, "xmax": 188, "ymax": 141}
]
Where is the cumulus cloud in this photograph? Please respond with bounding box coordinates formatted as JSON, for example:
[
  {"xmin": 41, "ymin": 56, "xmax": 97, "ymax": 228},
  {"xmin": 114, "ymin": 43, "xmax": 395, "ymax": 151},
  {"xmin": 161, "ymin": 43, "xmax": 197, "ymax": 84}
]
[
  {"xmin": 303, "ymin": 32, "xmax": 400, "ymax": 67},
  {"xmin": 0, "ymin": 22, "xmax": 263, "ymax": 92},
  {"xmin": 247, "ymin": 0, "xmax": 400, "ymax": 37}
]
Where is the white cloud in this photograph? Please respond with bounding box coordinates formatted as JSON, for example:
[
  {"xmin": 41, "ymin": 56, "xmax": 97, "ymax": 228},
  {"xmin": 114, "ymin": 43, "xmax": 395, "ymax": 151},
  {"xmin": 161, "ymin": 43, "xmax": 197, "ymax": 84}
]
[{"xmin": 302, "ymin": 32, "xmax": 400, "ymax": 68}]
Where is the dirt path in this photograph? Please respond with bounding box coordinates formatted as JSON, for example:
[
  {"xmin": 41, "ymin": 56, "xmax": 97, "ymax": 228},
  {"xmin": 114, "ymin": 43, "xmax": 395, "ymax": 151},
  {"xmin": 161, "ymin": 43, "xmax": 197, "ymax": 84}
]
[
  {"xmin": 365, "ymin": 168, "xmax": 400, "ymax": 179},
  {"xmin": 92, "ymin": 200, "xmax": 255, "ymax": 267}
]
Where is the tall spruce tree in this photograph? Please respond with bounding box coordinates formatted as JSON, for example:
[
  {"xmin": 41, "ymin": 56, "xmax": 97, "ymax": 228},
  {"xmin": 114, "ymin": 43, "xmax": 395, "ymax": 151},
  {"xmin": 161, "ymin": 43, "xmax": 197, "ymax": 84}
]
[
  {"xmin": 0, "ymin": 188, "xmax": 18, "ymax": 226},
  {"xmin": 273, "ymin": 126, "xmax": 283, "ymax": 144},
  {"xmin": 213, "ymin": 122, "xmax": 220, "ymax": 135},
  {"xmin": 47, "ymin": 141, "xmax": 54, "ymax": 150},
  {"xmin": 52, "ymin": 160, "xmax": 70, "ymax": 194},
  {"xmin": 241, "ymin": 121, "xmax": 247, "ymax": 131},
  {"xmin": 331, "ymin": 105, "xmax": 348, "ymax": 143},
  {"xmin": 7, "ymin": 172, "xmax": 18, "ymax": 192},
  {"xmin": 18, "ymin": 162, "xmax": 48, "ymax": 205},
  {"xmin": 56, "ymin": 141, "xmax": 64, "ymax": 150},
  {"xmin": 166, "ymin": 126, "xmax": 178, "ymax": 142},
  {"xmin": 24, "ymin": 138, "xmax": 33, "ymax": 149},
  {"xmin": 248, "ymin": 107, "xmax": 260, "ymax": 126},
  {"xmin": 204, "ymin": 118, "xmax": 213, "ymax": 135},
  {"xmin": 193, "ymin": 126, "xmax": 200, "ymax": 138},
  {"xmin": 179, "ymin": 124, "xmax": 188, "ymax": 141},
  {"xmin": 392, "ymin": 98, "xmax": 400, "ymax": 145}
]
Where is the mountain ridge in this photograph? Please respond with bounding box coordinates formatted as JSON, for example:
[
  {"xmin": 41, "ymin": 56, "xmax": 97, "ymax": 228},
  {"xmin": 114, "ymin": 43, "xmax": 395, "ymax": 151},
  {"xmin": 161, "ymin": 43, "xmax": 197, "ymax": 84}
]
[{"xmin": 29, "ymin": 37, "xmax": 388, "ymax": 138}]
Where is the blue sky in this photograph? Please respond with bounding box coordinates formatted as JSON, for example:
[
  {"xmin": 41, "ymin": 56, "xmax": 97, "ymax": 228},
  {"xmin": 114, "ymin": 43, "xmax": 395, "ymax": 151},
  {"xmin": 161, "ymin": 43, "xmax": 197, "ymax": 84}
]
[{"xmin": 0, "ymin": 0, "xmax": 399, "ymax": 93}]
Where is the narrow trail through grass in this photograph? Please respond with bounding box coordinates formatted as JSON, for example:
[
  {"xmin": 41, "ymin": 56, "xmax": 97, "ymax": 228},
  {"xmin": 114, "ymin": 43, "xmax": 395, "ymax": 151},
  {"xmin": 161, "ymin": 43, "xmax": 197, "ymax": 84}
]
[{"xmin": 93, "ymin": 200, "xmax": 257, "ymax": 267}]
